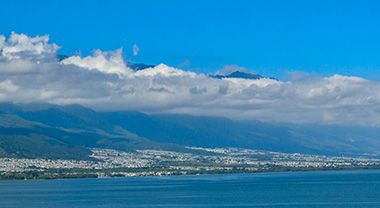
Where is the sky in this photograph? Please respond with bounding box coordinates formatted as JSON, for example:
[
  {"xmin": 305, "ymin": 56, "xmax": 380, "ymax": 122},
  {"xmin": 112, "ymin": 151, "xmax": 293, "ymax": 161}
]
[
  {"xmin": 2, "ymin": 0, "xmax": 380, "ymax": 80},
  {"xmin": 1, "ymin": 1, "xmax": 380, "ymax": 127}
]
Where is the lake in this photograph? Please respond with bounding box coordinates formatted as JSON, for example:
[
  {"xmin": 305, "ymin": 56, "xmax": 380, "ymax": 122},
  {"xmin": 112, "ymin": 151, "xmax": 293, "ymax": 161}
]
[{"xmin": 1, "ymin": 170, "xmax": 380, "ymax": 208}]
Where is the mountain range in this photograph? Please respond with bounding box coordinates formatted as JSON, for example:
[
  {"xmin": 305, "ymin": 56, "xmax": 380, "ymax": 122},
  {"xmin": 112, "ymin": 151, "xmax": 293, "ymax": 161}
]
[
  {"xmin": 0, "ymin": 102, "xmax": 379, "ymax": 161},
  {"xmin": 58, "ymin": 54, "xmax": 276, "ymax": 80},
  {"xmin": 209, "ymin": 71, "xmax": 278, "ymax": 80}
]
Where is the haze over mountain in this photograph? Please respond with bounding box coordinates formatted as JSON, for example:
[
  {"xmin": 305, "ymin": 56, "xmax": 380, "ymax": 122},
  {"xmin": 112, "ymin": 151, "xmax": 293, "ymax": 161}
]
[{"xmin": 0, "ymin": 102, "xmax": 379, "ymax": 160}]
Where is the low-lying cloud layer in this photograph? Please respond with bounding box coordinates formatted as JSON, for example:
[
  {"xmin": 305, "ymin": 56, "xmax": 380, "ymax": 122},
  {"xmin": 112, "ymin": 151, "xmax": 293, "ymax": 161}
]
[{"xmin": 1, "ymin": 32, "xmax": 380, "ymax": 126}]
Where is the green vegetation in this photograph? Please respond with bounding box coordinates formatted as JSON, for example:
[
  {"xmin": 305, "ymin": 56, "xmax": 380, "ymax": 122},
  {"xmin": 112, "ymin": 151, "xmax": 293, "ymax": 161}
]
[
  {"xmin": 0, "ymin": 131, "xmax": 92, "ymax": 160},
  {"xmin": 0, "ymin": 172, "xmax": 98, "ymax": 180}
]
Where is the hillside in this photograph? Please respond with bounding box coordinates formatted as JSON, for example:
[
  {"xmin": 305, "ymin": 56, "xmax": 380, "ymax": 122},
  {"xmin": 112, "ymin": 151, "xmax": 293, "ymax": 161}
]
[{"xmin": 0, "ymin": 102, "xmax": 379, "ymax": 160}]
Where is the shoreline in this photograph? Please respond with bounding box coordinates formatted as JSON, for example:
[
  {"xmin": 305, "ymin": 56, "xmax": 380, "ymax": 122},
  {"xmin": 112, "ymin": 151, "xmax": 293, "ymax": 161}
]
[{"xmin": 1, "ymin": 166, "xmax": 380, "ymax": 181}]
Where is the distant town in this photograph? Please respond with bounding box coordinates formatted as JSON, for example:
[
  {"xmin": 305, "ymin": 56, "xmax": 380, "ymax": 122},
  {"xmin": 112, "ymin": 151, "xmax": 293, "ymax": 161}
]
[{"xmin": 1, "ymin": 147, "xmax": 380, "ymax": 180}]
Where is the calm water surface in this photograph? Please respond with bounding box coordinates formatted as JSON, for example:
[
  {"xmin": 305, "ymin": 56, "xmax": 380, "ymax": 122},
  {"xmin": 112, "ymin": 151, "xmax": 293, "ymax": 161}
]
[{"xmin": 1, "ymin": 170, "xmax": 380, "ymax": 208}]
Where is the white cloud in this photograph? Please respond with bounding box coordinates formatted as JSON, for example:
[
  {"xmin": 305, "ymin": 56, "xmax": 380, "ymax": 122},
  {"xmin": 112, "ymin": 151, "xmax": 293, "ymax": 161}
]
[
  {"xmin": 0, "ymin": 80, "xmax": 19, "ymax": 93},
  {"xmin": 0, "ymin": 35, "xmax": 5, "ymax": 50},
  {"xmin": 134, "ymin": 63, "xmax": 197, "ymax": 78},
  {"xmin": 0, "ymin": 59, "xmax": 36, "ymax": 73},
  {"xmin": 0, "ymin": 33, "xmax": 380, "ymax": 127},
  {"xmin": 1, "ymin": 32, "xmax": 60, "ymax": 60},
  {"xmin": 61, "ymin": 48, "xmax": 132, "ymax": 77},
  {"xmin": 133, "ymin": 44, "xmax": 139, "ymax": 56}
]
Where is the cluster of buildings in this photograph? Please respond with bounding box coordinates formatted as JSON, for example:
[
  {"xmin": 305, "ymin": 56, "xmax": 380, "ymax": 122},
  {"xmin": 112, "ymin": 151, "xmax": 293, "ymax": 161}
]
[{"xmin": 1, "ymin": 147, "xmax": 380, "ymax": 175}]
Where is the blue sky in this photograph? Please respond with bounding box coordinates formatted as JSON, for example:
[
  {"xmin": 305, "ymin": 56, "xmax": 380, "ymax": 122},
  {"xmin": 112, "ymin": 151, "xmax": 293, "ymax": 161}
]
[{"xmin": 2, "ymin": 0, "xmax": 380, "ymax": 80}]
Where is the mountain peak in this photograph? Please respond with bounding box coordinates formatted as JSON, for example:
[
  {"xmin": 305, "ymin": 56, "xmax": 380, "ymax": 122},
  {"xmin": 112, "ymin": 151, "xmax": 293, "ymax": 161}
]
[
  {"xmin": 210, "ymin": 71, "xmax": 277, "ymax": 80},
  {"xmin": 126, "ymin": 63, "xmax": 155, "ymax": 71}
]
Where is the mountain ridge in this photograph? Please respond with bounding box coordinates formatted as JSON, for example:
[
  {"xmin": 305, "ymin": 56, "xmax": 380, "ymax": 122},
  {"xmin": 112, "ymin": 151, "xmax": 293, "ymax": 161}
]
[
  {"xmin": 0, "ymin": 102, "xmax": 379, "ymax": 160},
  {"xmin": 210, "ymin": 71, "xmax": 278, "ymax": 80}
]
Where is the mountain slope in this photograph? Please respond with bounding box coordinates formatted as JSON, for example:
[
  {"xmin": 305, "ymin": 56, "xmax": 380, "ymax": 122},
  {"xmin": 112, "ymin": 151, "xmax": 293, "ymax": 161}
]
[{"xmin": 0, "ymin": 102, "xmax": 379, "ymax": 160}]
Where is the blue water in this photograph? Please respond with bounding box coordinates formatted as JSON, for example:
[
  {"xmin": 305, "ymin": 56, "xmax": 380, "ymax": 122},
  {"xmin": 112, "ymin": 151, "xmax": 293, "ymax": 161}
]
[{"xmin": 1, "ymin": 170, "xmax": 380, "ymax": 208}]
